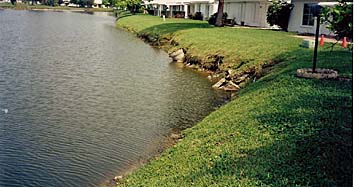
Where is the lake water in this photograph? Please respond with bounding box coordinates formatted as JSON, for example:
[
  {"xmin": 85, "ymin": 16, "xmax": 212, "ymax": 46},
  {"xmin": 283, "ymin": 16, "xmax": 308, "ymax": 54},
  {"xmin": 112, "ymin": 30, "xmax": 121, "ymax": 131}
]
[{"xmin": 0, "ymin": 10, "xmax": 227, "ymax": 187}]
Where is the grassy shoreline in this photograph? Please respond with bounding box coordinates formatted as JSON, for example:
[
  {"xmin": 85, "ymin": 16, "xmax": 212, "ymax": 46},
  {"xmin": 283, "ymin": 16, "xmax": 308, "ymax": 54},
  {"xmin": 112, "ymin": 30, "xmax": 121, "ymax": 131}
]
[{"xmin": 115, "ymin": 15, "xmax": 352, "ymax": 186}]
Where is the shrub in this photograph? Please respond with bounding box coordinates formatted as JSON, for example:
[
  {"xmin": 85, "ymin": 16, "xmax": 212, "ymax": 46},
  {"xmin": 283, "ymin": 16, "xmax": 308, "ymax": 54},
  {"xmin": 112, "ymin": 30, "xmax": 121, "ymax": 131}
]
[
  {"xmin": 321, "ymin": 0, "xmax": 353, "ymax": 40},
  {"xmin": 208, "ymin": 12, "xmax": 228, "ymax": 25},
  {"xmin": 173, "ymin": 11, "xmax": 185, "ymax": 18},
  {"xmin": 267, "ymin": 1, "xmax": 293, "ymax": 31},
  {"xmin": 147, "ymin": 9, "xmax": 155, "ymax": 15},
  {"xmin": 192, "ymin": 12, "xmax": 203, "ymax": 20}
]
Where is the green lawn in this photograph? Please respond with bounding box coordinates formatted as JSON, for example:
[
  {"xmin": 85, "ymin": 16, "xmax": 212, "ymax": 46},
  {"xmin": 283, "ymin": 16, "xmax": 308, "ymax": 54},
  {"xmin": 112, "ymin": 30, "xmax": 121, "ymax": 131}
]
[{"xmin": 116, "ymin": 15, "xmax": 352, "ymax": 186}]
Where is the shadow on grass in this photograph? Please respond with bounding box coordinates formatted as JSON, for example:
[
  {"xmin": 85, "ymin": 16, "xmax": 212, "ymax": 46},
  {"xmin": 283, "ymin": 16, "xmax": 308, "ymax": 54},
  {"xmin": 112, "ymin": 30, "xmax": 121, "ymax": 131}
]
[
  {"xmin": 193, "ymin": 118, "xmax": 351, "ymax": 186},
  {"xmin": 253, "ymin": 87, "xmax": 352, "ymax": 186},
  {"xmin": 185, "ymin": 48, "xmax": 352, "ymax": 186},
  {"xmin": 139, "ymin": 22, "xmax": 212, "ymax": 35}
]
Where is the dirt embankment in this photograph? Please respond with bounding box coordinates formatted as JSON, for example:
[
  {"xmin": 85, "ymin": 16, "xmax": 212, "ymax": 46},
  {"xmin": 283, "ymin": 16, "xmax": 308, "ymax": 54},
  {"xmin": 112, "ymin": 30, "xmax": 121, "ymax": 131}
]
[{"xmin": 138, "ymin": 31, "xmax": 278, "ymax": 92}]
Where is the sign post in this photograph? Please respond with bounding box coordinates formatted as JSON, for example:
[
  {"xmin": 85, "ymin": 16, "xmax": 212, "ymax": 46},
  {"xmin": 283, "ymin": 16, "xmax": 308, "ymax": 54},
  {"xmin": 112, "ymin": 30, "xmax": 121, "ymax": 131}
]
[{"xmin": 310, "ymin": 5, "xmax": 323, "ymax": 73}]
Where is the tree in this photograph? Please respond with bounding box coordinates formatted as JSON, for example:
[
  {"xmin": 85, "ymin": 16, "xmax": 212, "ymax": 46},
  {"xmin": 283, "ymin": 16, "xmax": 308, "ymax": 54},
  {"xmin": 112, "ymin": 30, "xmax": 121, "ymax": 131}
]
[
  {"xmin": 71, "ymin": 0, "xmax": 93, "ymax": 7},
  {"xmin": 266, "ymin": 1, "xmax": 294, "ymax": 31},
  {"xmin": 215, "ymin": 0, "xmax": 224, "ymax": 27},
  {"xmin": 70, "ymin": 0, "xmax": 79, "ymax": 4},
  {"xmin": 321, "ymin": 0, "xmax": 352, "ymax": 40},
  {"xmin": 108, "ymin": 0, "xmax": 117, "ymax": 7},
  {"xmin": 102, "ymin": 0, "xmax": 109, "ymax": 6},
  {"xmin": 115, "ymin": 0, "xmax": 142, "ymax": 12},
  {"xmin": 115, "ymin": 0, "xmax": 127, "ymax": 9},
  {"xmin": 49, "ymin": 0, "xmax": 59, "ymax": 6}
]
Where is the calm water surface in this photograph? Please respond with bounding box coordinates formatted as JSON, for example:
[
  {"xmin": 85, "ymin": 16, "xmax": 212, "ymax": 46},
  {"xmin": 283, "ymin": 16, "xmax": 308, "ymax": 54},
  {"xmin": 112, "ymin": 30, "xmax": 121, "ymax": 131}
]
[{"xmin": 0, "ymin": 10, "xmax": 227, "ymax": 187}]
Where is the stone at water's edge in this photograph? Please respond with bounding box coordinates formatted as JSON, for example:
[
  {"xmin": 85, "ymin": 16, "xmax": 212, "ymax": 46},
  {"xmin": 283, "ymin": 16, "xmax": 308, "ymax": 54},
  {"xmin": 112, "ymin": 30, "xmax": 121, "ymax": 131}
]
[
  {"xmin": 212, "ymin": 78, "xmax": 240, "ymax": 91},
  {"xmin": 221, "ymin": 81, "xmax": 240, "ymax": 91},
  {"xmin": 234, "ymin": 74, "xmax": 249, "ymax": 84},
  {"xmin": 228, "ymin": 81, "xmax": 240, "ymax": 89},
  {"xmin": 113, "ymin": 176, "xmax": 123, "ymax": 185},
  {"xmin": 170, "ymin": 133, "xmax": 182, "ymax": 140},
  {"xmin": 169, "ymin": 49, "xmax": 185, "ymax": 62},
  {"xmin": 212, "ymin": 78, "xmax": 226, "ymax": 88}
]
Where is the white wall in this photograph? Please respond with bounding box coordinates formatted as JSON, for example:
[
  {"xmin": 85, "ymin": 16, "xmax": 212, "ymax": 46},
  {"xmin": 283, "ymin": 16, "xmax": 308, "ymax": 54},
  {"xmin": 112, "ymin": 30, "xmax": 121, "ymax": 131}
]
[
  {"xmin": 189, "ymin": 4, "xmax": 194, "ymax": 14},
  {"xmin": 211, "ymin": 2, "xmax": 218, "ymax": 13},
  {"xmin": 224, "ymin": 1, "xmax": 270, "ymax": 27},
  {"xmin": 190, "ymin": 2, "xmax": 215, "ymax": 19},
  {"xmin": 288, "ymin": 0, "xmax": 333, "ymax": 35},
  {"xmin": 94, "ymin": 0, "xmax": 102, "ymax": 5},
  {"xmin": 165, "ymin": 0, "xmax": 271, "ymax": 26}
]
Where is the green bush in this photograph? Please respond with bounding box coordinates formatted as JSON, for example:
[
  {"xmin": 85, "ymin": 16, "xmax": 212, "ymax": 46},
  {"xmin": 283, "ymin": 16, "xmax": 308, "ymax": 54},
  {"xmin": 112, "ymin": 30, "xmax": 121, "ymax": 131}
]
[
  {"xmin": 321, "ymin": 0, "xmax": 353, "ymax": 40},
  {"xmin": 208, "ymin": 12, "xmax": 228, "ymax": 26},
  {"xmin": 267, "ymin": 1, "xmax": 293, "ymax": 31},
  {"xmin": 192, "ymin": 12, "xmax": 203, "ymax": 20}
]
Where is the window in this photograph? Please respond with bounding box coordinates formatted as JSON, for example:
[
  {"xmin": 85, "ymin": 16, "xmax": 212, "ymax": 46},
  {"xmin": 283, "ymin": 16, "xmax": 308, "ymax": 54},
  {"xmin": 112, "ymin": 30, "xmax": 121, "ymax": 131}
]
[{"xmin": 302, "ymin": 4, "xmax": 315, "ymax": 26}]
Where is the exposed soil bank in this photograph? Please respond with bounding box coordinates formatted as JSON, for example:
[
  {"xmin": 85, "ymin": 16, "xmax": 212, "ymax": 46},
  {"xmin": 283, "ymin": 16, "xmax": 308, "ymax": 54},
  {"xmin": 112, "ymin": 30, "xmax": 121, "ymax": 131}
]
[{"xmin": 133, "ymin": 31, "xmax": 258, "ymax": 91}]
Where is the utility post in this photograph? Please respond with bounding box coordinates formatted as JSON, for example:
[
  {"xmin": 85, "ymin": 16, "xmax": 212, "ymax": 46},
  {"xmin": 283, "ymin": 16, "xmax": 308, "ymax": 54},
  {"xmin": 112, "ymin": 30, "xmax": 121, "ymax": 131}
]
[{"xmin": 310, "ymin": 4, "xmax": 323, "ymax": 73}]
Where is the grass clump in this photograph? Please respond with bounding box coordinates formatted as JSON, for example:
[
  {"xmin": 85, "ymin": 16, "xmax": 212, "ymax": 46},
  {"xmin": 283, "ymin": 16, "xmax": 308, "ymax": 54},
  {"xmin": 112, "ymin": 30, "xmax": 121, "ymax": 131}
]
[{"xmin": 116, "ymin": 15, "xmax": 352, "ymax": 187}]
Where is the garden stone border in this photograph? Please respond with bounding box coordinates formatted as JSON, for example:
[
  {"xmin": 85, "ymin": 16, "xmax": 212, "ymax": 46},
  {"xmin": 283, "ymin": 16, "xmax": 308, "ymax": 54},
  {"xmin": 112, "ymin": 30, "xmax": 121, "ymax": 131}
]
[{"xmin": 296, "ymin": 68, "xmax": 338, "ymax": 79}]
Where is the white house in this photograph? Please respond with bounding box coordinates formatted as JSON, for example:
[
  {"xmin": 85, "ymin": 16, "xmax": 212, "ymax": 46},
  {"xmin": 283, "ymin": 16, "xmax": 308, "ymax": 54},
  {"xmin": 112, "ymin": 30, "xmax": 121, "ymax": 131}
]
[
  {"xmin": 189, "ymin": 0, "xmax": 271, "ymax": 27},
  {"xmin": 145, "ymin": 0, "xmax": 271, "ymax": 27},
  {"xmin": 223, "ymin": 0, "xmax": 270, "ymax": 27},
  {"xmin": 0, "ymin": 0, "xmax": 11, "ymax": 3},
  {"xmin": 93, "ymin": 0, "xmax": 102, "ymax": 8},
  {"xmin": 287, "ymin": 0, "xmax": 337, "ymax": 35},
  {"xmin": 188, "ymin": 0, "xmax": 217, "ymax": 20},
  {"xmin": 144, "ymin": 0, "xmax": 188, "ymax": 18}
]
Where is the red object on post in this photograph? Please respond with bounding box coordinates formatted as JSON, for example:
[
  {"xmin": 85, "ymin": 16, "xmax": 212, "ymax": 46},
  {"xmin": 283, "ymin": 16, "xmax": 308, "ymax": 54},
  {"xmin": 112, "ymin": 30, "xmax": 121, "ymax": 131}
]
[
  {"xmin": 320, "ymin": 35, "xmax": 324, "ymax": 46},
  {"xmin": 342, "ymin": 37, "xmax": 347, "ymax": 48}
]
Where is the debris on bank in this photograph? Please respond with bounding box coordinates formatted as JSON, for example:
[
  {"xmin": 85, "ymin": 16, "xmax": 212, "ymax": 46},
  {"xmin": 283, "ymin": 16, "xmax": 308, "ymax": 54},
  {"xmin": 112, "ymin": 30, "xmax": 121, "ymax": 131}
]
[{"xmin": 168, "ymin": 48, "xmax": 253, "ymax": 91}]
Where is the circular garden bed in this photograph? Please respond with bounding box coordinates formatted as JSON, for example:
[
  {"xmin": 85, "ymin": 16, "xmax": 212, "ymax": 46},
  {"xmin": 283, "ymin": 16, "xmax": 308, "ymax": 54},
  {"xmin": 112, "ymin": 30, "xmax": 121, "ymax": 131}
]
[{"xmin": 296, "ymin": 68, "xmax": 338, "ymax": 79}]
